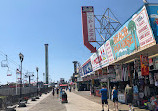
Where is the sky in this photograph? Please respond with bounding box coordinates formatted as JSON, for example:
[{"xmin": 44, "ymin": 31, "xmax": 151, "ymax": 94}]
[{"xmin": 0, "ymin": 0, "xmax": 157, "ymax": 84}]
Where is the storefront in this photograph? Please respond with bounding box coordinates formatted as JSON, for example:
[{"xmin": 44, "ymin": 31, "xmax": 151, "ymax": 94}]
[{"xmin": 79, "ymin": 3, "xmax": 158, "ymax": 110}]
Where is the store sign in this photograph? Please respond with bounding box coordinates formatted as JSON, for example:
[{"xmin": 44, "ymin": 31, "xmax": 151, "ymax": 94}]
[
  {"xmin": 140, "ymin": 55, "xmax": 149, "ymax": 76},
  {"xmin": 133, "ymin": 6, "xmax": 156, "ymax": 48},
  {"xmin": 82, "ymin": 59, "xmax": 93, "ymax": 76},
  {"xmin": 109, "ymin": 21, "xmax": 140, "ymax": 60},
  {"xmin": 118, "ymin": 94, "xmax": 125, "ymax": 103},
  {"xmin": 90, "ymin": 44, "xmax": 109, "ymax": 71},
  {"xmin": 79, "ymin": 67, "xmax": 84, "ymax": 77}
]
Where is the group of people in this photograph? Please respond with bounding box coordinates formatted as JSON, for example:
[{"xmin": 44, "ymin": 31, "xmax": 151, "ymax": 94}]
[
  {"xmin": 100, "ymin": 84, "xmax": 133, "ymax": 111},
  {"xmin": 52, "ymin": 87, "xmax": 59, "ymax": 96},
  {"xmin": 52, "ymin": 86, "xmax": 72, "ymax": 96}
]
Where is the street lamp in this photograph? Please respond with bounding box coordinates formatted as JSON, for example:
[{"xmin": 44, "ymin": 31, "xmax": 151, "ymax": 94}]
[
  {"xmin": 18, "ymin": 53, "xmax": 26, "ymax": 107},
  {"xmin": 19, "ymin": 53, "xmax": 24, "ymax": 99},
  {"xmin": 36, "ymin": 67, "xmax": 39, "ymax": 99}
]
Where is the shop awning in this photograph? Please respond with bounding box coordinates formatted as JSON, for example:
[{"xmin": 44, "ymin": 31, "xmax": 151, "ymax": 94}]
[{"xmin": 59, "ymin": 84, "xmax": 68, "ymax": 87}]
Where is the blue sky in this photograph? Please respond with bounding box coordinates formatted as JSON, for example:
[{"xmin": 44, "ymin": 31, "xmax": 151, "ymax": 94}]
[{"xmin": 0, "ymin": 0, "xmax": 157, "ymax": 84}]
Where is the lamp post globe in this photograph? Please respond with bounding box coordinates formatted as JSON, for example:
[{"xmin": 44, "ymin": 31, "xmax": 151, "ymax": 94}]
[
  {"xmin": 36, "ymin": 67, "xmax": 39, "ymax": 72},
  {"xmin": 19, "ymin": 53, "xmax": 24, "ymax": 62}
]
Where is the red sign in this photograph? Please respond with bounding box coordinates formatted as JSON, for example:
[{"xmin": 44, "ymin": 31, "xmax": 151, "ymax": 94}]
[
  {"xmin": 140, "ymin": 55, "xmax": 149, "ymax": 76},
  {"xmin": 81, "ymin": 6, "xmax": 96, "ymax": 53}
]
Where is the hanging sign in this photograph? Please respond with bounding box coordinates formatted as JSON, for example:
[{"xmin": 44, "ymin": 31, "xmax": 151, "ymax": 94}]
[
  {"xmin": 140, "ymin": 55, "xmax": 149, "ymax": 76},
  {"xmin": 81, "ymin": 6, "xmax": 96, "ymax": 52}
]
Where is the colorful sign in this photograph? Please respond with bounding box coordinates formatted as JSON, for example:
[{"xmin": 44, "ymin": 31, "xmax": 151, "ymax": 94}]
[
  {"xmin": 109, "ymin": 18, "xmax": 140, "ymax": 60},
  {"xmin": 133, "ymin": 6, "xmax": 156, "ymax": 48},
  {"xmin": 140, "ymin": 55, "xmax": 149, "ymax": 76},
  {"xmin": 82, "ymin": 59, "xmax": 93, "ymax": 76},
  {"xmin": 90, "ymin": 44, "xmax": 109, "ymax": 71}
]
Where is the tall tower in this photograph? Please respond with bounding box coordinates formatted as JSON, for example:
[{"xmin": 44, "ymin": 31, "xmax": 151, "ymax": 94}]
[
  {"xmin": 73, "ymin": 61, "xmax": 78, "ymax": 74},
  {"xmin": 45, "ymin": 44, "xmax": 49, "ymax": 84}
]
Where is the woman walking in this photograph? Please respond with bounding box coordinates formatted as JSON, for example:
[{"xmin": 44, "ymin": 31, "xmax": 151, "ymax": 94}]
[
  {"xmin": 112, "ymin": 86, "xmax": 118, "ymax": 111},
  {"xmin": 52, "ymin": 88, "xmax": 55, "ymax": 96}
]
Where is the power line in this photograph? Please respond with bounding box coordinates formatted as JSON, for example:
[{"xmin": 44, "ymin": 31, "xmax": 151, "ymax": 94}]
[{"xmin": 0, "ymin": 50, "xmax": 28, "ymax": 72}]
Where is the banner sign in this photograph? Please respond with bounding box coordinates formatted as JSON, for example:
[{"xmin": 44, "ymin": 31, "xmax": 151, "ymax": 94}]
[
  {"xmin": 90, "ymin": 44, "xmax": 109, "ymax": 71},
  {"xmin": 82, "ymin": 59, "xmax": 93, "ymax": 76},
  {"xmin": 140, "ymin": 55, "xmax": 149, "ymax": 76},
  {"xmin": 108, "ymin": 6, "xmax": 155, "ymax": 60}
]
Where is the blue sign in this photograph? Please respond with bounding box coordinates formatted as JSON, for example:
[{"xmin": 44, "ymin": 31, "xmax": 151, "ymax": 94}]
[{"xmin": 82, "ymin": 61, "xmax": 93, "ymax": 75}]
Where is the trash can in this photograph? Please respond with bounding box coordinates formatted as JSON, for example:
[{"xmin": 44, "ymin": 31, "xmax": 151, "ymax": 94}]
[{"xmin": 61, "ymin": 91, "xmax": 68, "ymax": 103}]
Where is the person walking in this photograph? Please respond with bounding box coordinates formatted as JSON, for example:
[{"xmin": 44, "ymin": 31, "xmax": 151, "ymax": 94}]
[
  {"xmin": 112, "ymin": 86, "xmax": 118, "ymax": 111},
  {"xmin": 56, "ymin": 87, "xmax": 59, "ymax": 98},
  {"xmin": 125, "ymin": 84, "xmax": 133, "ymax": 111},
  {"xmin": 69, "ymin": 86, "xmax": 71, "ymax": 92},
  {"xmin": 52, "ymin": 88, "xmax": 55, "ymax": 96},
  {"xmin": 99, "ymin": 85, "xmax": 109, "ymax": 111}
]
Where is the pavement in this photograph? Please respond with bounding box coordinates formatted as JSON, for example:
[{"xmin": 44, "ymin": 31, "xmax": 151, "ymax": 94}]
[
  {"xmin": 16, "ymin": 92, "xmax": 66, "ymax": 111},
  {"xmin": 73, "ymin": 90, "xmax": 149, "ymax": 111},
  {"xmin": 15, "ymin": 90, "xmax": 149, "ymax": 111}
]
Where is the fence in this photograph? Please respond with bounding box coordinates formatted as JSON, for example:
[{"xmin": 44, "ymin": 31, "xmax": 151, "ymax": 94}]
[{"xmin": 0, "ymin": 86, "xmax": 37, "ymax": 96}]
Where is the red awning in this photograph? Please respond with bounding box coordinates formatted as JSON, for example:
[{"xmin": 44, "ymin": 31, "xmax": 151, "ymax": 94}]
[{"xmin": 59, "ymin": 84, "xmax": 68, "ymax": 87}]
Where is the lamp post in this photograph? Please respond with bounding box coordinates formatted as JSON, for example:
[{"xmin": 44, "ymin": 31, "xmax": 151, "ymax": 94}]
[
  {"xmin": 19, "ymin": 53, "xmax": 24, "ymax": 99},
  {"xmin": 18, "ymin": 53, "xmax": 26, "ymax": 107},
  {"xmin": 36, "ymin": 67, "xmax": 39, "ymax": 99}
]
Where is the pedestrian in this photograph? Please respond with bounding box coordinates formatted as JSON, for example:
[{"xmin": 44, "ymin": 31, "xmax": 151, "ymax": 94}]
[
  {"xmin": 56, "ymin": 87, "xmax": 59, "ymax": 98},
  {"xmin": 69, "ymin": 86, "xmax": 71, "ymax": 92},
  {"xmin": 112, "ymin": 86, "xmax": 118, "ymax": 111},
  {"xmin": 52, "ymin": 88, "xmax": 55, "ymax": 96},
  {"xmin": 66, "ymin": 87, "xmax": 67, "ymax": 91},
  {"xmin": 125, "ymin": 84, "xmax": 133, "ymax": 111},
  {"xmin": 99, "ymin": 85, "xmax": 109, "ymax": 111},
  {"xmin": 60, "ymin": 88, "xmax": 63, "ymax": 99}
]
